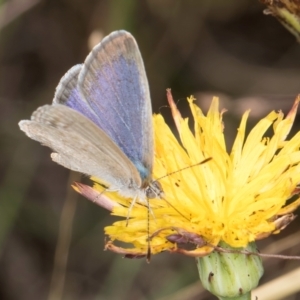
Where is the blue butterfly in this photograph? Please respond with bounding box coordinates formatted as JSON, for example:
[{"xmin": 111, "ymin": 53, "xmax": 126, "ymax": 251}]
[{"xmin": 19, "ymin": 30, "xmax": 163, "ymax": 209}]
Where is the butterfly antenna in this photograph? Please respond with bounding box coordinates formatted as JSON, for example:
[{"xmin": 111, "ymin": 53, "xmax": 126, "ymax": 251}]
[
  {"xmin": 154, "ymin": 157, "xmax": 212, "ymax": 221},
  {"xmin": 161, "ymin": 196, "xmax": 190, "ymax": 221},
  {"xmin": 156, "ymin": 157, "xmax": 212, "ymax": 182}
]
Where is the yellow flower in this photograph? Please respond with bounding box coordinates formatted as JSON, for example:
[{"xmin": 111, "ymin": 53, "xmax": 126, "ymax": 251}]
[{"xmin": 75, "ymin": 93, "xmax": 300, "ymax": 258}]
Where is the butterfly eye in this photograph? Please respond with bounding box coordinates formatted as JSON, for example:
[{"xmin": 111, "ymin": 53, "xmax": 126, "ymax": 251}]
[{"xmin": 146, "ymin": 181, "xmax": 164, "ymax": 199}]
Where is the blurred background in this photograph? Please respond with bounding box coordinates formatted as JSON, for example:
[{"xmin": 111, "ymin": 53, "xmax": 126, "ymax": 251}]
[{"xmin": 1, "ymin": 0, "xmax": 300, "ymax": 299}]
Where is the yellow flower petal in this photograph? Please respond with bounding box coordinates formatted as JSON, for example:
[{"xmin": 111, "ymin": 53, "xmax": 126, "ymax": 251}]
[{"xmin": 92, "ymin": 94, "xmax": 300, "ymax": 257}]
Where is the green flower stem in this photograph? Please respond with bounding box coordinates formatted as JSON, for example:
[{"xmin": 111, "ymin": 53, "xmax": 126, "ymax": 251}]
[
  {"xmin": 197, "ymin": 242, "xmax": 263, "ymax": 300},
  {"xmin": 261, "ymin": 0, "xmax": 300, "ymax": 41}
]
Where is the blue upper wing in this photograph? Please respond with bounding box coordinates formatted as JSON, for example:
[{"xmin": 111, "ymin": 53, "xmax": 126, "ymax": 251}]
[
  {"xmin": 53, "ymin": 31, "xmax": 153, "ymax": 181},
  {"xmin": 79, "ymin": 31, "xmax": 153, "ymax": 180}
]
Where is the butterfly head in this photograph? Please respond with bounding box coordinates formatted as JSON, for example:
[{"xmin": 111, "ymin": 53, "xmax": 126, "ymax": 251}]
[{"xmin": 145, "ymin": 180, "xmax": 164, "ymax": 199}]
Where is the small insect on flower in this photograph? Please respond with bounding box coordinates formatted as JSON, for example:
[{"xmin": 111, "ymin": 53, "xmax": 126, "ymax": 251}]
[
  {"xmin": 19, "ymin": 30, "xmax": 164, "ymax": 225},
  {"xmin": 93, "ymin": 92, "xmax": 300, "ymax": 258}
]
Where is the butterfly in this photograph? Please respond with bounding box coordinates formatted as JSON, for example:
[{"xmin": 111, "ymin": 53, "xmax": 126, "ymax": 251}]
[{"xmin": 19, "ymin": 30, "xmax": 163, "ymax": 211}]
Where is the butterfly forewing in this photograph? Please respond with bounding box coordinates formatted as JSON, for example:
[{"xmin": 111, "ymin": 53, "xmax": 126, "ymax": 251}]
[{"xmin": 78, "ymin": 31, "xmax": 153, "ymax": 180}]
